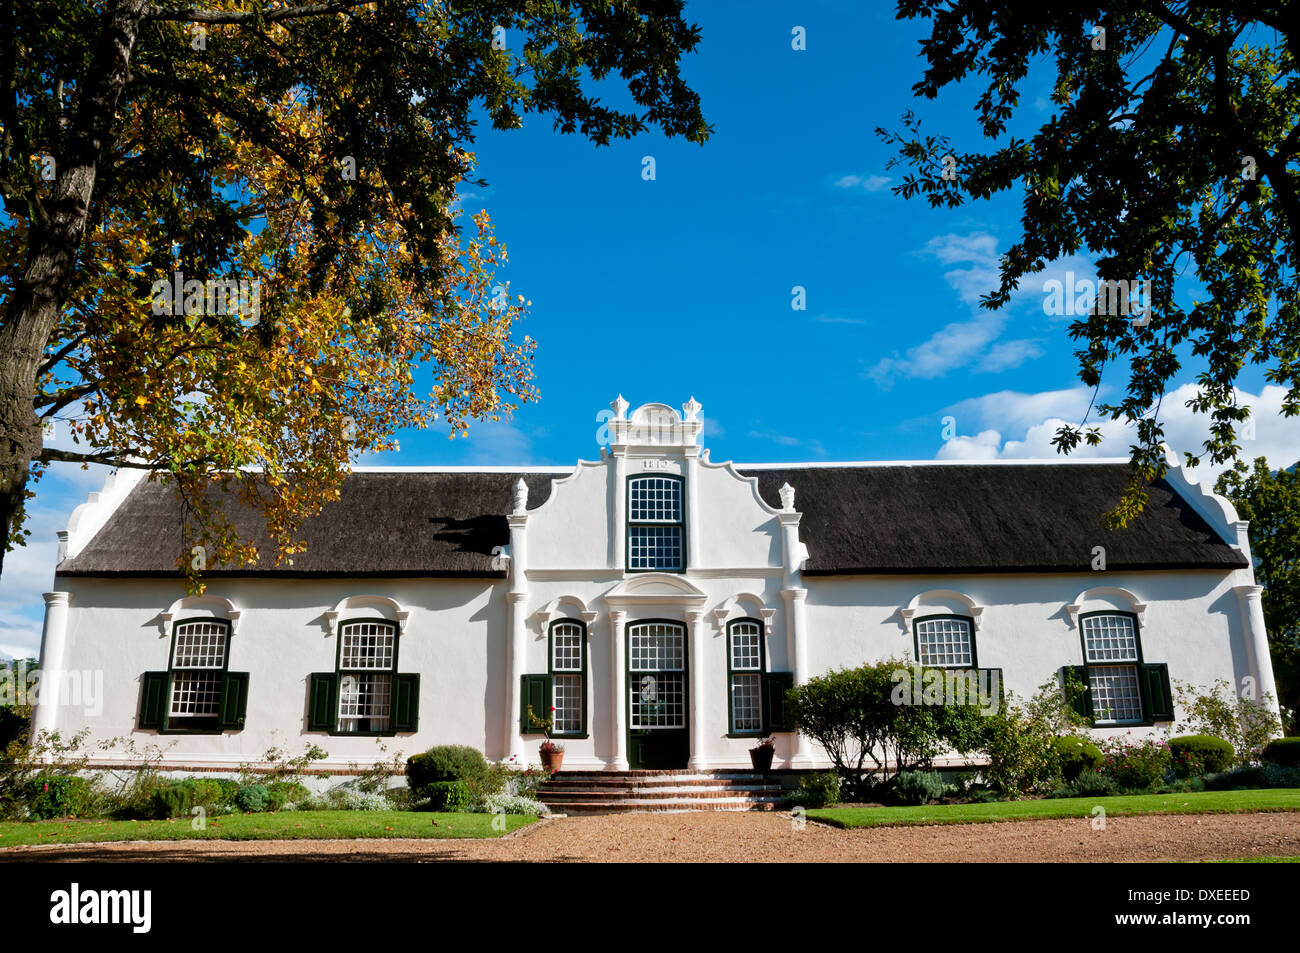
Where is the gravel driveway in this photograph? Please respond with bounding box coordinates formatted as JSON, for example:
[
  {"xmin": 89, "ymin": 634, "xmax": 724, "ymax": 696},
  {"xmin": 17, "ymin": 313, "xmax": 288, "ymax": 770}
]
[{"xmin": 4, "ymin": 811, "xmax": 1299, "ymax": 862}]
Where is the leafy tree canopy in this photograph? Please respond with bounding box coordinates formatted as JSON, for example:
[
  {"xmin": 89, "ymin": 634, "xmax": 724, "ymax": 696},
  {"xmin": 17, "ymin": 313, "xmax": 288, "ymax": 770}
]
[
  {"xmin": 879, "ymin": 1, "xmax": 1297, "ymax": 525},
  {"xmin": 0, "ymin": 1, "xmax": 711, "ymax": 582}
]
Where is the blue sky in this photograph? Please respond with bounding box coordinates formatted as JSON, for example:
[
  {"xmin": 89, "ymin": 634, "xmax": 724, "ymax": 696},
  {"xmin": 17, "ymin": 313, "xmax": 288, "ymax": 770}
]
[{"xmin": 2, "ymin": 2, "xmax": 1296, "ymax": 657}]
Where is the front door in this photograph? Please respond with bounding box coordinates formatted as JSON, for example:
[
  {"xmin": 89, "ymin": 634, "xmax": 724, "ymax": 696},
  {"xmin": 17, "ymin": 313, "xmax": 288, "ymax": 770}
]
[{"xmin": 627, "ymin": 620, "xmax": 689, "ymax": 769}]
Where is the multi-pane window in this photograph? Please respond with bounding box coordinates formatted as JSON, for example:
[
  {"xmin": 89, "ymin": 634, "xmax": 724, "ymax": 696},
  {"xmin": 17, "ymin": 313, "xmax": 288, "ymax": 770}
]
[
  {"xmin": 1081, "ymin": 613, "xmax": 1142, "ymax": 724},
  {"xmin": 169, "ymin": 620, "xmax": 228, "ymax": 718},
  {"xmin": 728, "ymin": 620, "xmax": 764, "ymax": 733},
  {"xmin": 628, "ymin": 476, "xmax": 684, "ymax": 571},
  {"xmin": 337, "ymin": 621, "xmax": 397, "ymax": 733},
  {"xmin": 550, "ymin": 621, "xmax": 585, "ymax": 735},
  {"xmin": 914, "ymin": 617, "xmax": 975, "ymax": 668},
  {"xmin": 629, "ymin": 622, "xmax": 685, "ymax": 729}
]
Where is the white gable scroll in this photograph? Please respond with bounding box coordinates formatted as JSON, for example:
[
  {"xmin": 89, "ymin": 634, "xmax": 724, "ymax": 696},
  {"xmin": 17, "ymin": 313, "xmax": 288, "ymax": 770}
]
[{"xmin": 608, "ymin": 397, "xmax": 704, "ymax": 450}]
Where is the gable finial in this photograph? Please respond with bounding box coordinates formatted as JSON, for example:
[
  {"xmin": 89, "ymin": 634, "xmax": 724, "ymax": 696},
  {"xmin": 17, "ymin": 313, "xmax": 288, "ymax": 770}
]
[
  {"xmin": 779, "ymin": 482, "xmax": 796, "ymax": 512},
  {"xmin": 512, "ymin": 477, "xmax": 529, "ymax": 515},
  {"xmin": 682, "ymin": 396, "xmax": 702, "ymax": 421},
  {"xmin": 611, "ymin": 394, "xmax": 629, "ymax": 420}
]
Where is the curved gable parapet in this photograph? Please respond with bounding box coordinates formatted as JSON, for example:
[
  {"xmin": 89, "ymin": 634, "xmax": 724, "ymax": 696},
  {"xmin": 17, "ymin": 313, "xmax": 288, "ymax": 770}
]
[
  {"xmin": 698, "ymin": 453, "xmax": 785, "ymax": 518},
  {"xmin": 1160, "ymin": 444, "xmax": 1250, "ymax": 552},
  {"xmin": 63, "ymin": 467, "xmax": 149, "ymax": 561},
  {"xmin": 525, "ymin": 458, "xmax": 606, "ymax": 515}
]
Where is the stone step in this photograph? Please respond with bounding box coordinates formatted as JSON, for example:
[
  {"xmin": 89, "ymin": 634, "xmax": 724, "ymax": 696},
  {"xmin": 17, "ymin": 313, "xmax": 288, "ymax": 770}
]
[{"xmin": 541, "ymin": 778, "xmax": 785, "ymax": 791}]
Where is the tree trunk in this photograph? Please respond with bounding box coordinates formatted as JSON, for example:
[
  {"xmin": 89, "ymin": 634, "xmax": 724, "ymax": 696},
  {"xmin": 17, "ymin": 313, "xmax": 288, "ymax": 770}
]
[{"xmin": 0, "ymin": 0, "xmax": 148, "ymax": 578}]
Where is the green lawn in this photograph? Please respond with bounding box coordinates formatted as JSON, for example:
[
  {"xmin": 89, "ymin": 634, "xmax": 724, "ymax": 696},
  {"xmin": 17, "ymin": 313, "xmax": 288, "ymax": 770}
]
[
  {"xmin": 808, "ymin": 789, "xmax": 1300, "ymax": 829},
  {"xmin": 0, "ymin": 810, "xmax": 537, "ymax": 847}
]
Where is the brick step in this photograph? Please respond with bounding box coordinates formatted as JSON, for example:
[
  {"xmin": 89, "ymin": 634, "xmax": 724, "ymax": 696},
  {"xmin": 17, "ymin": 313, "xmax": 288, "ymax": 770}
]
[
  {"xmin": 544, "ymin": 797, "xmax": 784, "ymax": 815},
  {"xmin": 538, "ymin": 786, "xmax": 783, "ymax": 802},
  {"xmin": 541, "ymin": 778, "xmax": 785, "ymax": 791}
]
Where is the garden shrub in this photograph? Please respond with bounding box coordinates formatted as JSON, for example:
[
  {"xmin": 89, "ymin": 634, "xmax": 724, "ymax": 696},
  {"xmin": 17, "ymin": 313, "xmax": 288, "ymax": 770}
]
[
  {"xmin": 981, "ymin": 675, "xmax": 1090, "ymax": 796},
  {"xmin": 1169, "ymin": 735, "xmax": 1235, "ymax": 777},
  {"xmin": 1262, "ymin": 737, "xmax": 1300, "ymax": 767},
  {"xmin": 893, "ymin": 770, "xmax": 947, "ymax": 805},
  {"xmin": 1048, "ymin": 769, "xmax": 1116, "ymax": 799},
  {"xmin": 787, "ymin": 659, "xmax": 986, "ymax": 800},
  {"xmin": 1050, "ymin": 736, "xmax": 1103, "ymax": 781},
  {"xmin": 482, "ymin": 792, "xmax": 548, "ymax": 815},
  {"xmin": 234, "ymin": 783, "xmax": 270, "ymax": 813},
  {"xmin": 786, "ymin": 772, "xmax": 842, "ymax": 809},
  {"xmin": 1204, "ymin": 764, "xmax": 1300, "ymax": 790},
  {"xmin": 1098, "ymin": 736, "xmax": 1172, "ymax": 792},
  {"xmin": 148, "ymin": 780, "xmax": 196, "ymax": 819},
  {"xmin": 1174, "ymin": 679, "xmax": 1281, "ymax": 764},
  {"xmin": 266, "ymin": 780, "xmax": 311, "ymax": 811},
  {"xmin": 406, "ymin": 745, "xmax": 490, "ymax": 798},
  {"xmin": 323, "ymin": 788, "xmax": 391, "ymax": 811},
  {"xmin": 23, "ymin": 775, "xmax": 92, "ymax": 819}
]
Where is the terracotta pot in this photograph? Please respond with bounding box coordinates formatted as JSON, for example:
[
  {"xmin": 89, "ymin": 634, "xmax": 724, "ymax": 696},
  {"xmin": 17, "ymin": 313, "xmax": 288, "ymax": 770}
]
[
  {"xmin": 749, "ymin": 745, "xmax": 775, "ymax": 772},
  {"xmin": 541, "ymin": 748, "xmax": 565, "ymax": 773}
]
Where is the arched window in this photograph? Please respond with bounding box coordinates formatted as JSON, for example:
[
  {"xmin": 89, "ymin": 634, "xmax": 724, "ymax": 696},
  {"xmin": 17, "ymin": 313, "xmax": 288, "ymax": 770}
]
[
  {"xmin": 1070, "ymin": 611, "xmax": 1171, "ymax": 726},
  {"xmin": 725, "ymin": 618, "xmax": 793, "ymax": 735},
  {"xmin": 139, "ymin": 601, "xmax": 248, "ymax": 734},
  {"xmin": 627, "ymin": 475, "xmax": 685, "ymax": 571}
]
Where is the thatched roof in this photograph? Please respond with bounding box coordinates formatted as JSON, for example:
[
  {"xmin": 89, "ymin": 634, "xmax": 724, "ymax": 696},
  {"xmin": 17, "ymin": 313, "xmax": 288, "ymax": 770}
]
[
  {"xmin": 57, "ymin": 471, "xmax": 565, "ymax": 578},
  {"xmin": 737, "ymin": 464, "xmax": 1247, "ymax": 574},
  {"xmin": 57, "ymin": 462, "xmax": 1246, "ymax": 578}
]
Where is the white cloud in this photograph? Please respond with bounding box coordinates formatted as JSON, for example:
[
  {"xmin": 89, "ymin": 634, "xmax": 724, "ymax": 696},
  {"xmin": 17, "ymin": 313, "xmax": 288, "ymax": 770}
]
[
  {"xmin": 815, "ymin": 314, "xmax": 867, "ymax": 325},
  {"xmin": 974, "ymin": 338, "xmax": 1046, "ymax": 373},
  {"xmin": 748, "ymin": 430, "xmax": 826, "ymax": 456},
  {"xmin": 833, "ymin": 174, "xmax": 892, "ymax": 192},
  {"xmin": 866, "ymin": 311, "xmax": 1008, "ymax": 387},
  {"xmin": 936, "ymin": 383, "xmax": 1300, "ymax": 485}
]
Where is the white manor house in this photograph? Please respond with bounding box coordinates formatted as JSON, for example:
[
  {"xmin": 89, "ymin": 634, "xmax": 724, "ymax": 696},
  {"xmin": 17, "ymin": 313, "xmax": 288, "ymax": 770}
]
[{"xmin": 31, "ymin": 397, "xmax": 1279, "ymax": 771}]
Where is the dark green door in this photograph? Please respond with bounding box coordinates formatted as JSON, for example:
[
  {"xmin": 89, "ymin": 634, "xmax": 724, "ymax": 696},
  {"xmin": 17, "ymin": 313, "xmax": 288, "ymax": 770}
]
[{"xmin": 627, "ymin": 621, "xmax": 689, "ymax": 770}]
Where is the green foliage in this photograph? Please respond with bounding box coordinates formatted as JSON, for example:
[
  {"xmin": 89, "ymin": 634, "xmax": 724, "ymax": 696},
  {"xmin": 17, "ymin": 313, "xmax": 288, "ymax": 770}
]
[
  {"xmin": 234, "ymin": 784, "xmax": 270, "ymax": 813},
  {"xmin": 266, "ymin": 781, "xmax": 311, "ymax": 811},
  {"xmin": 1051, "ymin": 736, "xmax": 1103, "ymax": 781},
  {"xmin": 787, "ymin": 659, "xmax": 986, "ymax": 799},
  {"xmin": 1216, "ymin": 458, "xmax": 1300, "ymax": 735},
  {"xmin": 786, "ymin": 772, "xmax": 843, "ymax": 809},
  {"xmin": 981, "ymin": 675, "xmax": 1090, "ymax": 796},
  {"xmin": 406, "ymin": 745, "xmax": 490, "ymax": 799},
  {"xmin": 1098, "ymin": 736, "xmax": 1173, "ymax": 792},
  {"xmin": 1263, "ymin": 737, "xmax": 1300, "ymax": 767},
  {"xmin": 892, "ymin": 770, "xmax": 947, "ymax": 805},
  {"xmin": 482, "ymin": 792, "xmax": 547, "ymax": 816},
  {"xmin": 1048, "ymin": 769, "xmax": 1117, "ymax": 799},
  {"xmin": 148, "ymin": 781, "xmax": 196, "ymax": 820},
  {"xmin": 879, "ymin": 6, "xmax": 1300, "ymax": 529},
  {"xmin": 0, "ymin": 728, "xmax": 97, "ymax": 820},
  {"xmin": 1169, "ymin": 735, "xmax": 1236, "ymax": 777},
  {"xmin": 23, "ymin": 775, "xmax": 91, "ymax": 820},
  {"xmin": 1175, "ymin": 679, "xmax": 1282, "ymax": 764},
  {"xmin": 1204, "ymin": 764, "xmax": 1300, "ymax": 790}
]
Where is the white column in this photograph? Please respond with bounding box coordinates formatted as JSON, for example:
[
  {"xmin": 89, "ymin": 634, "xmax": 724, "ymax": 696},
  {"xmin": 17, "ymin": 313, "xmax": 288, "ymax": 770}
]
[
  {"xmin": 1234, "ymin": 584, "xmax": 1282, "ymax": 723},
  {"xmin": 687, "ymin": 607, "xmax": 708, "ymax": 770},
  {"xmin": 611, "ymin": 451, "xmax": 626, "ymax": 570},
  {"xmin": 609, "ymin": 609, "xmax": 629, "ymax": 770},
  {"xmin": 781, "ymin": 587, "xmax": 812, "ymax": 766},
  {"xmin": 685, "ymin": 453, "xmax": 700, "ymax": 571},
  {"xmin": 503, "ymin": 507, "xmax": 530, "ymax": 763},
  {"xmin": 31, "ymin": 591, "xmax": 70, "ymax": 743}
]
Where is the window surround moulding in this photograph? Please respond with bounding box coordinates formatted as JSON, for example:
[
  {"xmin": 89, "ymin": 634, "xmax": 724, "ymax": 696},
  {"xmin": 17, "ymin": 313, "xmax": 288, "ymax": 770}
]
[
  {"xmin": 1066, "ymin": 586, "xmax": 1147, "ymax": 630},
  {"xmin": 323, "ymin": 595, "xmax": 410, "ymax": 639},
  {"xmin": 159, "ymin": 594, "xmax": 241, "ymax": 639},
  {"xmin": 898, "ymin": 589, "xmax": 984, "ymax": 633}
]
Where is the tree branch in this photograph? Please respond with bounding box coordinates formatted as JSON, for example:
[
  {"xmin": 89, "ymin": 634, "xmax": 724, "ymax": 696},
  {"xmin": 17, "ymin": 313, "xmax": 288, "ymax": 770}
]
[{"xmin": 145, "ymin": 1, "xmax": 370, "ymax": 25}]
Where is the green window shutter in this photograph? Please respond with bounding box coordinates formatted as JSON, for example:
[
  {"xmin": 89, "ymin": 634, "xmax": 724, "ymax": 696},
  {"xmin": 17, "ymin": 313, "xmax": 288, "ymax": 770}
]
[
  {"xmin": 1140, "ymin": 663, "xmax": 1174, "ymax": 722},
  {"xmin": 217, "ymin": 672, "xmax": 250, "ymax": 729},
  {"xmin": 138, "ymin": 671, "xmax": 170, "ymax": 731},
  {"xmin": 520, "ymin": 674, "xmax": 552, "ymax": 733},
  {"xmin": 1062, "ymin": 666, "xmax": 1094, "ymax": 723},
  {"xmin": 762, "ymin": 672, "xmax": 795, "ymax": 732},
  {"xmin": 976, "ymin": 668, "xmax": 1004, "ymax": 701},
  {"xmin": 391, "ymin": 673, "xmax": 420, "ymax": 732},
  {"xmin": 307, "ymin": 673, "xmax": 338, "ymax": 732}
]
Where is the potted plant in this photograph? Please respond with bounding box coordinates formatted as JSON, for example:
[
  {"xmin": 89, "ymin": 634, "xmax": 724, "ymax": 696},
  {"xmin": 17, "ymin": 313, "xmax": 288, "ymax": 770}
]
[
  {"xmin": 749, "ymin": 736, "xmax": 775, "ymax": 772},
  {"xmin": 527, "ymin": 704, "xmax": 566, "ymax": 773}
]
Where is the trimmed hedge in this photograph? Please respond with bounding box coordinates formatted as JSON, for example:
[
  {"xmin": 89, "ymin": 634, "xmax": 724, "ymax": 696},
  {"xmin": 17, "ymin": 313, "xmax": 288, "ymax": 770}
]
[
  {"xmin": 1169, "ymin": 735, "xmax": 1235, "ymax": 776},
  {"xmin": 1262, "ymin": 737, "xmax": 1300, "ymax": 767},
  {"xmin": 406, "ymin": 745, "xmax": 490, "ymax": 799},
  {"xmin": 1050, "ymin": 736, "xmax": 1103, "ymax": 781}
]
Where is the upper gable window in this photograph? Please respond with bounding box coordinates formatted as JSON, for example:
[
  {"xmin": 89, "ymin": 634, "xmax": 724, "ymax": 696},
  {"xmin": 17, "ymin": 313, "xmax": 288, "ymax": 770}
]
[
  {"xmin": 628, "ymin": 475, "xmax": 684, "ymax": 571},
  {"xmin": 914, "ymin": 616, "xmax": 976, "ymax": 669}
]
